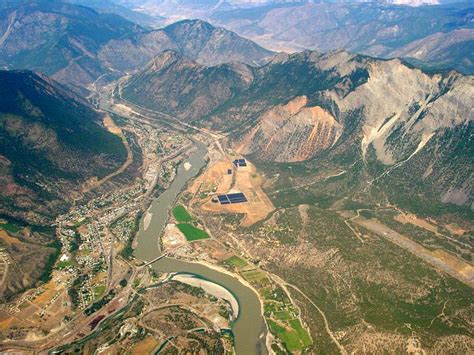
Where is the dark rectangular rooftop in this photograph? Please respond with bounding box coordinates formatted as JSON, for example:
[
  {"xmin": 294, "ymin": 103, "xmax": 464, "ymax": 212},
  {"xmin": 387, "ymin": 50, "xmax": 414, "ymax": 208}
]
[
  {"xmin": 233, "ymin": 159, "xmax": 247, "ymax": 167},
  {"xmin": 217, "ymin": 192, "xmax": 247, "ymax": 204}
]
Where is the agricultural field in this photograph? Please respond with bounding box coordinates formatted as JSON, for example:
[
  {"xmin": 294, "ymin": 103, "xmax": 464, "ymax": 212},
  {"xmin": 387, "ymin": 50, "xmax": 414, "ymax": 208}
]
[
  {"xmin": 176, "ymin": 223, "xmax": 210, "ymax": 241},
  {"xmin": 267, "ymin": 318, "xmax": 312, "ymax": 352},
  {"xmin": 172, "ymin": 205, "xmax": 193, "ymax": 222},
  {"xmin": 241, "ymin": 269, "xmax": 270, "ymax": 287},
  {"xmin": 220, "ymin": 254, "xmax": 313, "ymax": 352},
  {"xmin": 260, "ymin": 283, "xmax": 313, "ymax": 352},
  {"xmin": 224, "ymin": 255, "xmax": 248, "ymax": 270}
]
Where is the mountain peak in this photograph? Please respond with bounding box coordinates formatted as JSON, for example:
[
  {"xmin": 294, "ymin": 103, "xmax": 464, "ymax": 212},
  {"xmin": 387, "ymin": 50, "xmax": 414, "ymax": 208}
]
[
  {"xmin": 0, "ymin": 2, "xmax": 275, "ymax": 91},
  {"xmin": 166, "ymin": 18, "xmax": 216, "ymax": 31},
  {"xmin": 160, "ymin": 18, "xmax": 274, "ymax": 66},
  {"xmin": 145, "ymin": 50, "xmax": 198, "ymax": 73}
]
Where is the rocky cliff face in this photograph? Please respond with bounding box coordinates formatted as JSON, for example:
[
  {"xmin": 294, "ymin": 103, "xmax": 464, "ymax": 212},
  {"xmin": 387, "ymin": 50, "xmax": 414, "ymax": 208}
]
[
  {"xmin": 236, "ymin": 53, "xmax": 470, "ymax": 168},
  {"xmin": 235, "ymin": 96, "xmax": 342, "ymax": 162},
  {"xmin": 123, "ymin": 49, "xmax": 473, "ymax": 209}
]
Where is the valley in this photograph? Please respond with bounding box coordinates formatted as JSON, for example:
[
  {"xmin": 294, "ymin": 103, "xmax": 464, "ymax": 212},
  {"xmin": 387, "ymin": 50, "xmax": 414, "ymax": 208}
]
[
  {"xmin": 0, "ymin": 2, "xmax": 472, "ymax": 354},
  {"xmin": 0, "ymin": 83, "xmax": 314, "ymax": 354},
  {"xmin": 4, "ymin": 79, "xmax": 471, "ymax": 353}
]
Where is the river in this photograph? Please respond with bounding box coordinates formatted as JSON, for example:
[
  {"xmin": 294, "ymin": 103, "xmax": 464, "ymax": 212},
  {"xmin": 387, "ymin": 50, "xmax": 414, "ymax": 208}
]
[{"xmin": 134, "ymin": 142, "xmax": 267, "ymax": 355}]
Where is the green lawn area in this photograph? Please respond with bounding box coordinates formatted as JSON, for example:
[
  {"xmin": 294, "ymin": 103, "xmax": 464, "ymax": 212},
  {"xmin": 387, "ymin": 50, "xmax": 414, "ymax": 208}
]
[
  {"xmin": 93, "ymin": 285, "xmax": 106, "ymax": 299},
  {"xmin": 224, "ymin": 255, "xmax": 248, "ymax": 269},
  {"xmin": 275, "ymin": 310, "xmax": 292, "ymax": 321},
  {"xmin": 177, "ymin": 223, "xmax": 210, "ymax": 241},
  {"xmin": 0, "ymin": 221, "xmax": 21, "ymax": 233},
  {"xmin": 56, "ymin": 260, "xmax": 73, "ymax": 270},
  {"xmin": 242, "ymin": 269, "xmax": 270, "ymax": 285},
  {"xmin": 78, "ymin": 248, "xmax": 91, "ymax": 256},
  {"xmin": 267, "ymin": 319, "xmax": 302, "ymax": 352},
  {"xmin": 172, "ymin": 205, "xmax": 193, "ymax": 222},
  {"xmin": 290, "ymin": 319, "xmax": 313, "ymax": 347}
]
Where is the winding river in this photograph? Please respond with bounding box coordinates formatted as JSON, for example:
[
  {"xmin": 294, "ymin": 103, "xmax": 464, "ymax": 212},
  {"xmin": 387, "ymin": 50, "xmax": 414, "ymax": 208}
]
[{"xmin": 134, "ymin": 142, "xmax": 267, "ymax": 355}]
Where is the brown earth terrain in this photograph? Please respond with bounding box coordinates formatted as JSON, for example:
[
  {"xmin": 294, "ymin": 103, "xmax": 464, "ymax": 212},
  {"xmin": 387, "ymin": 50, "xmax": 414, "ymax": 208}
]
[
  {"xmin": 445, "ymin": 224, "xmax": 468, "ymax": 236},
  {"xmin": 190, "ymin": 155, "xmax": 274, "ymax": 227},
  {"xmin": 0, "ymin": 229, "xmax": 57, "ymax": 300},
  {"xmin": 130, "ymin": 337, "xmax": 160, "ymax": 354},
  {"xmin": 352, "ymin": 215, "xmax": 474, "ymax": 287},
  {"xmin": 394, "ymin": 213, "xmax": 439, "ymax": 234},
  {"xmin": 80, "ymin": 115, "xmax": 133, "ymax": 195},
  {"xmin": 235, "ymin": 96, "xmax": 342, "ymax": 162}
]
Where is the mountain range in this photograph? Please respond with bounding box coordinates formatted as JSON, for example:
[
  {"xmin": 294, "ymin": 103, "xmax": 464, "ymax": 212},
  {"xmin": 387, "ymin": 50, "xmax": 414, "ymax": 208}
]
[
  {"xmin": 109, "ymin": 0, "xmax": 474, "ymax": 74},
  {"xmin": 66, "ymin": 0, "xmax": 166, "ymax": 28},
  {"xmin": 0, "ymin": 1, "xmax": 273, "ymax": 92},
  {"xmin": 210, "ymin": 1, "xmax": 474, "ymax": 74},
  {"xmin": 0, "ymin": 0, "xmax": 472, "ymax": 352},
  {"xmin": 121, "ymin": 49, "xmax": 473, "ymax": 211},
  {"xmin": 0, "ymin": 0, "xmax": 471, "ymax": 223}
]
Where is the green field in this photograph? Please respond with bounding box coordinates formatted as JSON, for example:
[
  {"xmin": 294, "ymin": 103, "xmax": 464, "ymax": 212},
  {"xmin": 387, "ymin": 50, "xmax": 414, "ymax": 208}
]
[
  {"xmin": 289, "ymin": 319, "xmax": 313, "ymax": 347},
  {"xmin": 0, "ymin": 221, "xmax": 21, "ymax": 233},
  {"xmin": 94, "ymin": 285, "xmax": 106, "ymax": 299},
  {"xmin": 267, "ymin": 319, "xmax": 302, "ymax": 352},
  {"xmin": 242, "ymin": 269, "xmax": 270, "ymax": 285},
  {"xmin": 275, "ymin": 310, "xmax": 292, "ymax": 321},
  {"xmin": 267, "ymin": 318, "xmax": 312, "ymax": 352},
  {"xmin": 172, "ymin": 205, "xmax": 193, "ymax": 222},
  {"xmin": 56, "ymin": 260, "xmax": 73, "ymax": 270},
  {"xmin": 177, "ymin": 223, "xmax": 210, "ymax": 241},
  {"xmin": 224, "ymin": 255, "xmax": 248, "ymax": 269}
]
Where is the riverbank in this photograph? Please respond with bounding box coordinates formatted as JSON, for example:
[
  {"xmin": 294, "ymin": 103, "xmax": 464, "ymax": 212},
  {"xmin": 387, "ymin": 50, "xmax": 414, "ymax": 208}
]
[
  {"xmin": 171, "ymin": 273, "xmax": 239, "ymax": 319},
  {"xmin": 135, "ymin": 140, "xmax": 268, "ymax": 355},
  {"xmin": 174, "ymin": 258, "xmax": 271, "ymax": 353},
  {"xmin": 143, "ymin": 211, "xmax": 152, "ymax": 231}
]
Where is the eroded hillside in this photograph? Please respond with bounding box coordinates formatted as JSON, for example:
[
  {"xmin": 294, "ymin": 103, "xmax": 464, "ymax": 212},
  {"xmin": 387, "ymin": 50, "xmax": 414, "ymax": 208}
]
[{"xmin": 122, "ymin": 49, "xmax": 473, "ymax": 210}]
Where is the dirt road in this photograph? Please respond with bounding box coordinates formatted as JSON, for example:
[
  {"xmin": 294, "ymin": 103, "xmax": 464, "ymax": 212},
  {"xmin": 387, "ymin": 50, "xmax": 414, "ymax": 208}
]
[{"xmin": 352, "ymin": 216, "xmax": 474, "ymax": 288}]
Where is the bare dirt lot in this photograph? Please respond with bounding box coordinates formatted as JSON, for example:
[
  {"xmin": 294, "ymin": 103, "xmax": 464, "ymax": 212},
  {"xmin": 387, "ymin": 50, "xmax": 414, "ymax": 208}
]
[
  {"xmin": 394, "ymin": 213, "xmax": 439, "ymax": 234},
  {"xmin": 131, "ymin": 336, "xmax": 160, "ymax": 354},
  {"xmin": 190, "ymin": 156, "xmax": 274, "ymax": 226}
]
